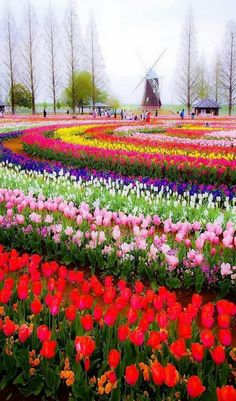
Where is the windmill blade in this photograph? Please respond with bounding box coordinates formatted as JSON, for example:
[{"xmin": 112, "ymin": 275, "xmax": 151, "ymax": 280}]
[
  {"xmin": 136, "ymin": 50, "xmax": 148, "ymax": 72},
  {"xmin": 149, "ymin": 48, "xmax": 167, "ymax": 74},
  {"xmin": 132, "ymin": 75, "xmax": 147, "ymax": 94}
]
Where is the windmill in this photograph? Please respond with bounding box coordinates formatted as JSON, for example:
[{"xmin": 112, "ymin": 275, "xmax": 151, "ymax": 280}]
[{"xmin": 133, "ymin": 49, "xmax": 166, "ymax": 111}]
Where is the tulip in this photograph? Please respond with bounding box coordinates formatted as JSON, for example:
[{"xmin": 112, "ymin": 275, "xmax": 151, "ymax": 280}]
[
  {"xmin": 217, "ymin": 385, "xmax": 236, "ymax": 401},
  {"xmin": 2, "ymin": 317, "xmax": 17, "ymax": 336},
  {"xmin": 218, "ymin": 329, "xmax": 232, "ymax": 346},
  {"xmin": 108, "ymin": 349, "xmax": 121, "ymax": 369},
  {"xmin": 191, "ymin": 343, "xmax": 204, "ymax": 362},
  {"xmin": 40, "ymin": 340, "xmax": 57, "ymax": 359},
  {"xmin": 170, "ymin": 338, "xmax": 186, "ymax": 359},
  {"xmin": 37, "ymin": 325, "xmax": 51, "ymax": 342},
  {"xmin": 18, "ymin": 324, "xmax": 32, "ymax": 343},
  {"xmin": 81, "ymin": 314, "xmax": 93, "ymax": 331},
  {"xmin": 187, "ymin": 376, "xmax": 205, "ymax": 398},
  {"xmin": 65, "ymin": 304, "xmax": 77, "ymax": 321},
  {"xmin": 124, "ymin": 365, "xmax": 139, "ymax": 386},
  {"xmin": 164, "ymin": 363, "xmax": 179, "ymax": 387},
  {"xmin": 211, "ymin": 346, "xmax": 226, "ymax": 365},
  {"xmin": 30, "ymin": 298, "xmax": 43, "ymax": 314},
  {"xmin": 150, "ymin": 361, "xmax": 165, "ymax": 386},
  {"xmin": 200, "ymin": 329, "xmax": 215, "ymax": 348},
  {"xmin": 118, "ymin": 325, "xmax": 130, "ymax": 342}
]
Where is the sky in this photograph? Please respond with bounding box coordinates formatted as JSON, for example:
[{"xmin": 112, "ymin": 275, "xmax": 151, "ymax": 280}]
[{"xmin": 3, "ymin": 0, "xmax": 236, "ymax": 105}]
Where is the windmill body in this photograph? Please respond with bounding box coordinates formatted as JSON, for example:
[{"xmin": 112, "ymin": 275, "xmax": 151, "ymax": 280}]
[{"xmin": 141, "ymin": 70, "xmax": 161, "ymax": 110}]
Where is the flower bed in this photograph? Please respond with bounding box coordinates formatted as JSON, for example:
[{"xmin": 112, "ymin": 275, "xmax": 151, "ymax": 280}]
[
  {"xmin": 0, "ymin": 189, "xmax": 235, "ymax": 294},
  {"xmin": 0, "ymin": 245, "xmax": 235, "ymax": 400},
  {"xmin": 21, "ymin": 124, "xmax": 236, "ymax": 185}
]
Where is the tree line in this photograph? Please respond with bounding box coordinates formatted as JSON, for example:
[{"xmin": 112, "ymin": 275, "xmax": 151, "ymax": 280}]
[
  {"xmin": 0, "ymin": 0, "xmax": 118, "ymax": 115},
  {"xmin": 176, "ymin": 9, "xmax": 236, "ymax": 115}
]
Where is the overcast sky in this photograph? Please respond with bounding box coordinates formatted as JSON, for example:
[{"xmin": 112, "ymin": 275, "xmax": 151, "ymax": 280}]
[{"xmin": 3, "ymin": 0, "xmax": 236, "ymax": 105}]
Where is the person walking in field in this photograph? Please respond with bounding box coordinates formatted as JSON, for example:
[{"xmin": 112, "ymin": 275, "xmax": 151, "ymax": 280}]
[{"xmin": 180, "ymin": 109, "xmax": 185, "ymax": 120}]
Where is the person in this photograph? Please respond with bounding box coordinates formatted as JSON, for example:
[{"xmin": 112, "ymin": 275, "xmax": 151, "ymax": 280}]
[
  {"xmin": 191, "ymin": 111, "xmax": 195, "ymax": 119},
  {"xmin": 67, "ymin": 110, "xmax": 70, "ymax": 115},
  {"xmin": 93, "ymin": 109, "xmax": 97, "ymax": 118},
  {"xmin": 43, "ymin": 108, "xmax": 47, "ymax": 117},
  {"xmin": 121, "ymin": 109, "xmax": 124, "ymax": 120},
  {"xmin": 155, "ymin": 109, "xmax": 158, "ymax": 117},
  {"xmin": 114, "ymin": 109, "xmax": 117, "ymax": 118},
  {"xmin": 180, "ymin": 109, "xmax": 185, "ymax": 120},
  {"xmin": 146, "ymin": 111, "xmax": 151, "ymax": 123}
]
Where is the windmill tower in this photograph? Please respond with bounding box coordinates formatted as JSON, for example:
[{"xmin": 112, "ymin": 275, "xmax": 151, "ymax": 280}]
[{"xmin": 133, "ymin": 49, "xmax": 166, "ymax": 111}]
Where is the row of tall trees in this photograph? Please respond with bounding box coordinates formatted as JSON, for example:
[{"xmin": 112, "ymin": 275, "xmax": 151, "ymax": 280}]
[
  {"xmin": 176, "ymin": 10, "xmax": 236, "ymax": 115},
  {"xmin": 0, "ymin": 0, "xmax": 110, "ymax": 114}
]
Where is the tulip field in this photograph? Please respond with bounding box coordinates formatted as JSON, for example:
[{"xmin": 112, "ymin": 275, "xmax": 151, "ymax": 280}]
[{"xmin": 0, "ymin": 115, "xmax": 236, "ymax": 400}]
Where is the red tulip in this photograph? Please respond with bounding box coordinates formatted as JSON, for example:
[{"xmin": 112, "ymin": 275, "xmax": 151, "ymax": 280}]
[
  {"xmin": 2, "ymin": 317, "xmax": 17, "ymax": 336},
  {"xmin": 150, "ymin": 361, "xmax": 165, "ymax": 386},
  {"xmin": 103, "ymin": 286, "xmax": 116, "ymax": 304},
  {"xmin": 218, "ymin": 329, "xmax": 232, "ymax": 346},
  {"xmin": 127, "ymin": 308, "xmax": 138, "ymax": 325},
  {"xmin": 218, "ymin": 314, "xmax": 230, "ymax": 329},
  {"xmin": 187, "ymin": 376, "xmax": 205, "ymax": 398},
  {"xmin": 37, "ymin": 325, "xmax": 51, "ymax": 342},
  {"xmin": 217, "ymin": 385, "xmax": 236, "ymax": 401},
  {"xmin": 178, "ymin": 322, "xmax": 192, "ymax": 339},
  {"xmin": 81, "ymin": 314, "xmax": 93, "ymax": 331},
  {"xmin": 147, "ymin": 331, "xmax": 161, "ymax": 350},
  {"xmin": 108, "ymin": 349, "xmax": 121, "ymax": 369},
  {"xmin": 164, "ymin": 363, "xmax": 179, "ymax": 387},
  {"xmin": 65, "ymin": 305, "xmax": 77, "ymax": 321},
  {"xmin": 191, "ymin": 343, "xmax": 204, "ymax": 362},
  {"xmin": 75, "ymin": 336, "xmax": 95, "ymax": 358},
  {"xmin": 40, "ymin": 340, "xmax": 57, "ymax": 359},
  {"xmin": 170, "ymin": 338, "xmax": 187, "ymax": 359},
  {"xmin": 93, "ymin": 305, "xmax": 103, "ymax": 322},
  {"xmin": 216, "ymin": 300, "xmax": 236, "ymax": 316},
  {"xmin": 31, "ymin": 281, "xmax": 42, "ymax": 296},
  {"xmin": 200, "ymin": 329, "xmax": 215, "ymax": 348},
  {"xmin": 118, "ymin": 324, "xmax": 130, "ymax": 342},
  {"xmin": 130, "ymin": 328, "xmax": 145, "ymax": 346},
  {"xmin": 124, "ymin": 365, "xmax": 139, "ymax": 386},
  {"xmin": 18, "ymin": 324, "xmax": 32, "ymax": 343},
  {"xmin": 211, "ymin": 346, "xmax": 226, "ymax": 365},
  {"xmin": 103, "ymin": 306, "xmax": 119, "ymax": 326},
  {"xmin": 107, "ymin": 370, "xmax": 117, "ymax": 384},
  {"xmin": 0, "ymin": 288, "xmax": 12, "ymax": 303},
  {"xmin": 191, "ymin": 293, "xmax": 203, "ymax": 308},
  {"xmin": 134, "ymin": 280, "xmax": 144, "ymax": 294},
  {"xmin": 156, "ymin": 311, "xmax": 168, "ymax": 328},
  {"xmin": 30, "ymin": 297, "xmax": 43, "ymax": 314}
]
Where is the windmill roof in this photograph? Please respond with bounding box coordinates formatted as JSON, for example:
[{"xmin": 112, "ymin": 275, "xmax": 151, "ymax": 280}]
[
  {"xmin": 194, "ymin": 98, "xmax": 220, "ymax": 108},
  {"xmin": 0, "ymin": 100, "xmax": 5, "ymax": 106},
  {"xmin": 147, "ymin": 70, "xmax": 158, "ymax": 80}
]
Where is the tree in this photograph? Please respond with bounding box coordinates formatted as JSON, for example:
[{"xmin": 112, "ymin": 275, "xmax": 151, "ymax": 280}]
[
  {"xmin": 64, "ymin": 0, "xmax": 82, "ymax": 113},
  {"xmin": 175, "ymin": 9, "xmax": 199, "ymax": 114},
  {"xmin": 22, "ymin": 1, "xmax": 39, "ymax": 114},
  {"xmin": 85, "ymin": 14, "xmax": 108, "ymax": 108},
  {"xmin": 211, "ymin": 52, "xmax": 222, "ymax": 103},
  {"xmin": 45, "ymin": 5, "xmax": 60, "ymax": 114},
  {"xmin": 197, "ymin": 56, "xmax": 209, "ymax": 100},
  {"xmin": 9, "ymin": 83, "xmax": 32, "ymax": 109},
  {"xmin": 221, "ymin": 21, "xmax": 236, "ymax": 115},
  {"xmin": 107, "ymin": 96, "xmax": 120, "ymax": 110},
  {"xmin": 63, "ymin": 71, "xmax": 92, "ymax": 113},
  {"xmin": 3, "ymin": 4, "xmax": 18, "ymax": 114}
]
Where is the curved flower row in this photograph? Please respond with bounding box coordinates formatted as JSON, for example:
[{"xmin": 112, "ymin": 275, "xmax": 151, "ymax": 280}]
[
  {"xmin": 22, "ymin": 128, "xmax": 236, "ymax": 185},
  {"xmin": 0, "ymin": 189, "xmax": 235, "ymax": 292},
  {"xmin": 1, "ymin": 131, "xmax": 235, "ymax": 200},
  {"xmin": 0, "ymin": 245, "xmax": 236, "ymax": 399}
]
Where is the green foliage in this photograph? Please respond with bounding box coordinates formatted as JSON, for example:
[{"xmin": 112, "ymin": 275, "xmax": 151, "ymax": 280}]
[
  {"xmin": 9, "ymin": 83, "xmax": 32, "ymax": 109},
  {"xmin": 63, "ymin": 71, "xmax": 108, "ymax": 109}
]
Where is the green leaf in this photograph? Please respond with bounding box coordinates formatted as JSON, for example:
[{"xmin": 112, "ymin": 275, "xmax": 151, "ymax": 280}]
[{"xmin": 20, "ymin": 374, "xmax": 44, "ymax": 396}]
